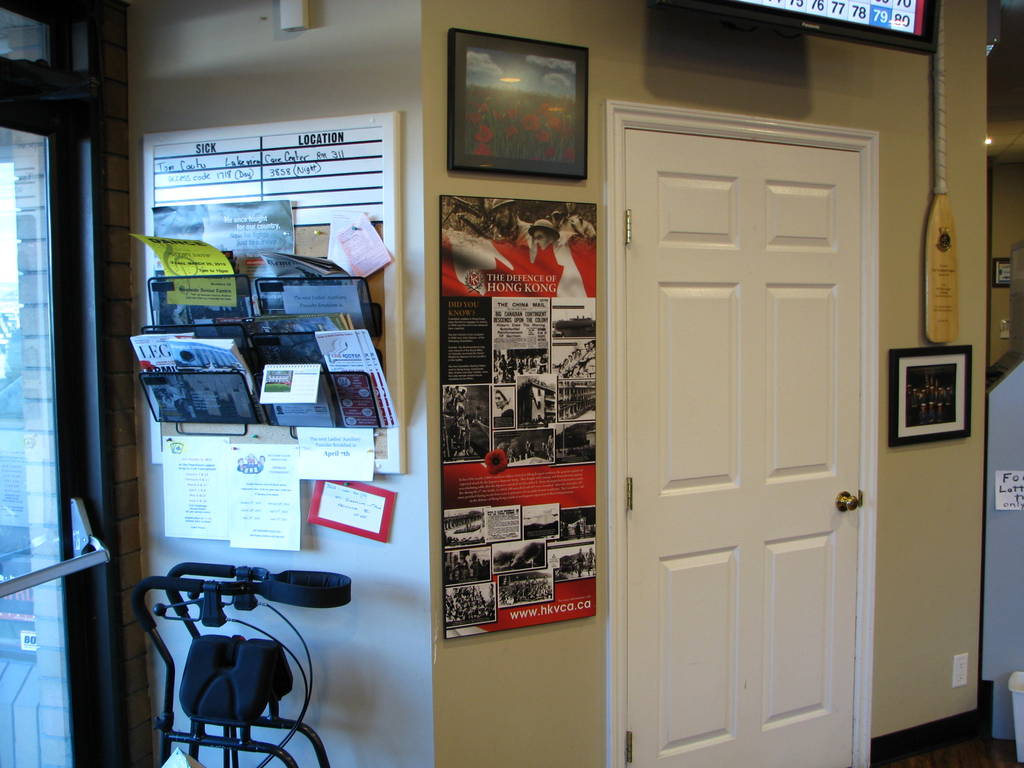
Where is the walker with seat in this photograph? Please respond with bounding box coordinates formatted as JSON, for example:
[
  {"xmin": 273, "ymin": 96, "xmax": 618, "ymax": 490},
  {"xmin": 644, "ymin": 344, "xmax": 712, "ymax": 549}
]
[{"xmin": 131, "ymin": 562, "xmax": 352, "ymax": 767}]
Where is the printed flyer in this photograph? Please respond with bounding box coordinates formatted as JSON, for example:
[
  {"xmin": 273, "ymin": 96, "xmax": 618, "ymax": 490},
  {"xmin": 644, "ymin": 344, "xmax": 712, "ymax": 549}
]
[{"xmin": 440, "ymin": 195, "xmax": 597, "ymax": 638}]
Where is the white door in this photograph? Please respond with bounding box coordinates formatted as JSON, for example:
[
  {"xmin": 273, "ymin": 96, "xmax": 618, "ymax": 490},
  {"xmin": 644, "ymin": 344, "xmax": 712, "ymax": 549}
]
[{"xmin": 625, "ymin": 128, "xmax": 863, "ymax": 768}]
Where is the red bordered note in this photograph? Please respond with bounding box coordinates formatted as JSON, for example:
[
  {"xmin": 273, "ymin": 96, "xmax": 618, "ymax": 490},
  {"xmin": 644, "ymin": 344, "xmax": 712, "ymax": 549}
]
[{"xmin": 308, "ymin": 480, "xmax": 396, "ymax": 542}]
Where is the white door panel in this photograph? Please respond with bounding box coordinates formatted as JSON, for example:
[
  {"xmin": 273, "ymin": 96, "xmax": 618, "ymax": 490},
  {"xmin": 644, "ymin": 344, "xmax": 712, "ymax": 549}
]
[{"xmin": 626, "ymin": 128, "xmax": 861, "ymax": 768}]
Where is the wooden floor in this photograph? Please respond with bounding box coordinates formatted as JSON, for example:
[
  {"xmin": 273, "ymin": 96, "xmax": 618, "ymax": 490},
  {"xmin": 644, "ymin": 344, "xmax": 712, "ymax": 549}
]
[{"xmin": 877, "ymin": 738, "xmax": 1019, "ymax": 767}]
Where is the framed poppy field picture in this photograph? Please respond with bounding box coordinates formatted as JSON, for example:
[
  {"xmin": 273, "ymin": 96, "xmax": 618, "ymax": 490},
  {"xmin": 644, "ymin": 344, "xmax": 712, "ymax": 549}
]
[{"xmin": 447, "ymin": 28, "xmax": 588, "ymax": 179}]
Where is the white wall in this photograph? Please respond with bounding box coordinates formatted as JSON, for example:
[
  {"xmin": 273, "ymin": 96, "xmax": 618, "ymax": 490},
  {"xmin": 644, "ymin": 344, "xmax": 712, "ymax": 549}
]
[{"xmin": 126, "ymin": 2, "xmax": 433, "ymax": 765}]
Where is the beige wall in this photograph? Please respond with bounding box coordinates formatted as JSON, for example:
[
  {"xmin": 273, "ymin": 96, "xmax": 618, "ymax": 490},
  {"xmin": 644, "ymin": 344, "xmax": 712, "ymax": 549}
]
[
  {"xmin": 988, "ymin": 164, "xmax": 1024, "ymax": 364},
  {"xmin": 127, "ymin": 2, "xmax": 436, "ymax": 765},
  {"xmin": 425, "ymin": 0, "xmax": 987, "ymax": 762}
]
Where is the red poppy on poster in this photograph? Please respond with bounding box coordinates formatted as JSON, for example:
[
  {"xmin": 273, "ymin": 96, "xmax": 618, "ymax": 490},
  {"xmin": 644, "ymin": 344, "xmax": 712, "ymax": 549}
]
[{"xmin": 440, "ymin": 196, "xmax": 597, "ymax": 638}]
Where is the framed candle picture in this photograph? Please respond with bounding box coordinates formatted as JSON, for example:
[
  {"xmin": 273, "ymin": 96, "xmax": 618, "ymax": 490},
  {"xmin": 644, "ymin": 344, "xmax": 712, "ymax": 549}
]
[
  {"xmin": 308, "ymin": 480, "xmax": 396, "ymax": 542},
  {"xmin": 888, "ymin": 346, "xmax": 972, "ymax": 446}
]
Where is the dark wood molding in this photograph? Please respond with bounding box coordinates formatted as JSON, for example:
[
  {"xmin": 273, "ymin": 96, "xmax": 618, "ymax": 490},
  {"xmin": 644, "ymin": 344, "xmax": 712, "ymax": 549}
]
[{"xmin": 871, "ymin": 710, "xmax": 982, "ymax": 765}]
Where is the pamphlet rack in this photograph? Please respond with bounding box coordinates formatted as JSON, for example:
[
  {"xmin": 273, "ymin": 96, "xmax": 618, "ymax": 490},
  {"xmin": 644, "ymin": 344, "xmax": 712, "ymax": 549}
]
[{"xmin": 137, "ymin": 274, "xmax": 389, "ymax": 430}]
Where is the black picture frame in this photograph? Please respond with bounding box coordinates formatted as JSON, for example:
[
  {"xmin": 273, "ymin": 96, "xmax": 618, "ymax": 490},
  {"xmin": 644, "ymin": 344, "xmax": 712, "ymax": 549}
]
[
  {"xmin": 888, "ymin": 346, "xmax": 971, "ymax": 447},
  {"xmin": 447, "ymin": 28, "xmax": 588, "ymax": 179},
  {"xmin": 993, "ymin": 258, "xmax": 1011, "ymax": 287}
]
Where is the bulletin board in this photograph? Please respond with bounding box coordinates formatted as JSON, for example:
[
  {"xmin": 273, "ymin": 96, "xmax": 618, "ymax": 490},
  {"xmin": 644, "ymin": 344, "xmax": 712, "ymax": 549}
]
[{"xmin": 141, "ymin": 113, "xmax": 405, "ymax": 473}]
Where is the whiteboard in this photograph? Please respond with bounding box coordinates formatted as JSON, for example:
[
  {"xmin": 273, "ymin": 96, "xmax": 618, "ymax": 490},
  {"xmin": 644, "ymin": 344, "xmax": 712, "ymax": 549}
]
[{"xmin": 141, "ymin": 113, "xmax": 405, "ymax": 473}]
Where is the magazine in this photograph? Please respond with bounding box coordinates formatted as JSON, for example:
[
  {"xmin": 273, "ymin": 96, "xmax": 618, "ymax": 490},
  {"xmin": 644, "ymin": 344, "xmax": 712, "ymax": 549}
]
[
  {"xmin": 130, "ymin": 332, "xmax": 195, "ymax": 372},
  {"xmin": 165, "ymin": 337, "xmax": 254, "ymax": 391}
]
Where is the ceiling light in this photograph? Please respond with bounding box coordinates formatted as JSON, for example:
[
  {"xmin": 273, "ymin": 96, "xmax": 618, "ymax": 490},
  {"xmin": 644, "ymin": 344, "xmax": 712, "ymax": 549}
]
[{"xmin": 986, "ymin": 137, "xmax": 994, "ymax": 145}]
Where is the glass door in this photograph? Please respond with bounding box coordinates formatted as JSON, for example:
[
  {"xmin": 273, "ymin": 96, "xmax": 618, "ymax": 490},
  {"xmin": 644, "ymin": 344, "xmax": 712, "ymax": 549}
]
[
  {"xmin": 0, "ymin": 121, "xmax": 109, "ymax": 768},
  {"xmin": 0, "ymin": 5, "xmax": 121, "ymax": 765}
]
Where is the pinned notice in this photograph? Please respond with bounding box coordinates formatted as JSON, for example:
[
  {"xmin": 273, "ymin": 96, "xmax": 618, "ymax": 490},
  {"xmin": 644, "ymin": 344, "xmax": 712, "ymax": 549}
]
[
  {"xmin": 297, "ymin": 427, "xmax": 375, "ymax": 481},
  {"xmin": 308, "ymin": 480, "xmax": 395, "ymax": 542},
  {"xmin": 132, "ymin": 234, "xmax": 234, "ymax": 276},
  {"xmin": 327, "ymin": 211, "xmax": 393, "ymax": 277},
  {"xmin": 133, "ymin": 234, "xmax": 237, "ymax": 307},
  {"xmin": 162, "ymin": 436, "xmax": 232, "ymax": 540},
  {"xmin": 995, "ymin": 470, "xmax": 1024, "ymax": 510}
]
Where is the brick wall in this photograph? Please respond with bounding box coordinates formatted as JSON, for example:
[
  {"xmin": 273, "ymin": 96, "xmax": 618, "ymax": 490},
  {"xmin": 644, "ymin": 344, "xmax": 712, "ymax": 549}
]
[{"xmin": 98, "ymin": 3, "xmax": 151, "ymax": 766}]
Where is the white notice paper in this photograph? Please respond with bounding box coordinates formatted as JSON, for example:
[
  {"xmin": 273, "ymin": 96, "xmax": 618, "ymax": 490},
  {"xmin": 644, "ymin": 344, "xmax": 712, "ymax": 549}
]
[
  {"xmin": 297, "ymin": 427, "xmax": 375, "ymax": 481},
  {"xmin": 327, "ymin": 211, "xmax": 393, "ymax": 277},
  {"xmin": 162, "ymin": 436, "xmax": 231, "ymax": 540},
  {"xmin": 317, "ymin": 481, "xmax": 387, "ymax": 533},
  {"xmin": 229, "ymin": 444, "xmax": 301, "ymax": 550},
  {"xmin": 995, "ymin": 470, "xmax": 1024, "ymax": 510}
]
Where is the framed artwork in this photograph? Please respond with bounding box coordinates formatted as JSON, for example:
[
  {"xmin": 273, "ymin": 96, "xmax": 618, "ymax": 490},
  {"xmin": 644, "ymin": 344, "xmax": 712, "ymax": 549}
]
[
  {"xmin": 993, "ymin": 257, "xmax": 1011, "ymax": 287},
  {"xmin": 888, "ymin": 346, "xmax": 971, "ymax": 446},
  {"xmin": 447, "ymin": 28, "xmax": 588, "ymax": 179}
]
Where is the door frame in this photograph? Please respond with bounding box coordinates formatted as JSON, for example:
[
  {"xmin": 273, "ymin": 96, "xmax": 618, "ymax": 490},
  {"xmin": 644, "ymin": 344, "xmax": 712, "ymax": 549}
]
[{"xmin": 604, "ymin": 101, "xmax": 880, "ymax": 768}]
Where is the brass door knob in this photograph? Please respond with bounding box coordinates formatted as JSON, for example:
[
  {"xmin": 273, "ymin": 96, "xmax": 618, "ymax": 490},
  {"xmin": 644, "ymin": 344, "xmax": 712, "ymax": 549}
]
[{"xmin": 835, "ymin": 491, "xmax": 860, "ymax": 512}]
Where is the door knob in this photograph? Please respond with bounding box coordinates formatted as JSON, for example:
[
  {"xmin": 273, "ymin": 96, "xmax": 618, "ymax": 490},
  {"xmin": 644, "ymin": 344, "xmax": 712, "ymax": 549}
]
[{"xmin": 835, "ymin": 490, "xmax": 861, "ymax": 512}]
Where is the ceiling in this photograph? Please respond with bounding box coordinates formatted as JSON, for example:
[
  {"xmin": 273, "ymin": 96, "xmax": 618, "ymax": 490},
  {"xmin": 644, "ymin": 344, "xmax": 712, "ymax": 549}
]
[{"xmin": 988, "ymin": 0, "xmax": 1024, "ymax": 162}]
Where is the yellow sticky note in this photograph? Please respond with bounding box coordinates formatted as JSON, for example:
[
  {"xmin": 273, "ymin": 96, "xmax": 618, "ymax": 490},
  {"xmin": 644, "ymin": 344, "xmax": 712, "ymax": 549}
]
[{"xmin": 131, "ymin": 234, "xmax": 234, "ymax": 277}]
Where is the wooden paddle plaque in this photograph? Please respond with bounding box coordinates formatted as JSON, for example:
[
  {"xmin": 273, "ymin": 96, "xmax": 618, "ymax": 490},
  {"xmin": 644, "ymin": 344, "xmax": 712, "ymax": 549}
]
[{"xmin": 925, "ymin": 193, "xmax": 958, "ymax": 343}]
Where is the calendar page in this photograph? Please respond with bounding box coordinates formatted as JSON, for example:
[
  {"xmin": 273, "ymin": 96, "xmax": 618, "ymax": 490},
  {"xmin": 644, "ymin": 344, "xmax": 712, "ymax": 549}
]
[{"xmin": 731, "ymin": 0, "xmax": 927, "ymax": 36}]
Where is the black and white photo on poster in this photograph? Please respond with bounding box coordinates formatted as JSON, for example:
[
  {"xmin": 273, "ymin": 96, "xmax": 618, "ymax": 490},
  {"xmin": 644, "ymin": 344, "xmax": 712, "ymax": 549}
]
[
  {"xmin": 493, "ymin": 427, "xmax": 554, "ymax": 467},
  {"xmin": 522, "ymin": 502, "xmax": 559, "ymax": 540},
  {"xmin": 441, "ymin": 383, "xmax": 491, "ymax": 462},
  {"xmin": 516, "ymin": 374, "xmax": 556, "ymax": 427},
  {"xmin": 551, "ymin": 298, "xmax": 595, "ymax": 338},
  {"xmin": 557, "ymin": 379, "xmax": 596, "ymax": 422},
  {"xmin": 444, "ymin": 582, "xmax": 497, "ymax": 628},
  {"xmin": 484, "ymin": 505, "xmax": 522, "ymax": 543},
  {"xmin": 548, "ymin": 542, "xmax": 596, "ymax": 581},
  {"xmin": 491, "ymin": 539, "xmax": 547, "ymax": 573},
  {"xmin": 491, "ymin": 297, "xmax": 548, "ymax": 385},
  {"xmin": 492, "ymin": 298, "xmax": 549, "ymax": 352},
  {"xmin": 442, "ymin": 506, "xmax": 486, "ymax": 548},
  {"xmin": 498, "ymin": 570, "xmax": 555, "ymax": 607},
  {"xmin": 554, "ymin": 421, "xmax": 596, "ymax": 465},
  {"xmin": 492, "ymin": 385, "xmax": 516, "ymax": 429},
  {"xmin": 493, "ymin": 347, "xmax": 550, "ymax": 384},
  {"xmin": 552, "ymin": 339, "xmax": 596, "ymax": 380},
  {"xmin": 559, "ymin": 506, "xmax": 596, "ymax": 542},
  {"xmin": 443, "ymin": 546, "xmax": 492, "ymax": 586}
]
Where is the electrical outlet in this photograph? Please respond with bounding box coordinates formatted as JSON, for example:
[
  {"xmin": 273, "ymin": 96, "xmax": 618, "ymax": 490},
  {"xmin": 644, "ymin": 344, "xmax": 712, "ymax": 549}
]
[{"xmin": 952, "ymin": 653, "xmax": 969, "ymax": 688}]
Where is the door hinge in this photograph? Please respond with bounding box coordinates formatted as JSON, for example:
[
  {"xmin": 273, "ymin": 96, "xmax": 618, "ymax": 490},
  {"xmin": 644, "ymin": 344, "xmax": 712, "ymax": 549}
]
[
  {"xmin": 626, "ymin": 477, "xmax": 633, "ymax": 512},
  {"xmin": 625, "ymin": 730, "xmax": 633, "ymax": 763},
  {"xmin": 625, "ymin": 208, "xmax": 632, "ymax": 246}
]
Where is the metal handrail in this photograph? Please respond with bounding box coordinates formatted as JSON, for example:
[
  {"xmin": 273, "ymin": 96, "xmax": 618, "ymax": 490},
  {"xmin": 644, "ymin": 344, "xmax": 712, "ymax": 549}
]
[{"xmin": 0, "ymin": 497, "xmax": 109, "ymax": 599}]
